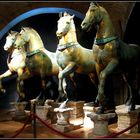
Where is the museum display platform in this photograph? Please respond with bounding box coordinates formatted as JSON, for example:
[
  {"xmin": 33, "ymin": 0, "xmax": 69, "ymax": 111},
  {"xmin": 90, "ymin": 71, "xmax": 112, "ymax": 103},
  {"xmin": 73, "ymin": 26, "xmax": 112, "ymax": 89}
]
[{"xmin": 0, "ymin": 112, "xmax": 140, "ymax": 139}]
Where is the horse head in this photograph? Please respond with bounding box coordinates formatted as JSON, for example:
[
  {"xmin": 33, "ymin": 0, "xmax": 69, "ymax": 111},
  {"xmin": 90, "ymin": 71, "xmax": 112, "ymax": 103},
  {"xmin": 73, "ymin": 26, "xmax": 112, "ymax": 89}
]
[
  {"xmin": 56, "ymin": 12, "xmax": 75, "ymax": 39},
  {"xmin": 13, "ymin": 27, "xmax": 29, "ymax": 50},
  {"xmin": 81, "ymin": 2, "xmax": 102, "ymax": 31},
  {"xmin": 4, "ymin": 30, "xmax": 19, "ymax": 51}
]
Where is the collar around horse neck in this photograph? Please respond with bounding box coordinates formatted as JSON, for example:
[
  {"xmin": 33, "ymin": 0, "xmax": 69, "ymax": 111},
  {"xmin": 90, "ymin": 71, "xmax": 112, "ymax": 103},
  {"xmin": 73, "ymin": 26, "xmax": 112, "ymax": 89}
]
[
  {"xmin": 94, "ymin": 36, "xmax": 118, "ymax": 45},
  {"xmin": 57, "ymin": 42, "xmax": 78, "ymax": 51},
  {"xmin": 26, "ymin": 49, "xmax": 41, "ymax": 57}
]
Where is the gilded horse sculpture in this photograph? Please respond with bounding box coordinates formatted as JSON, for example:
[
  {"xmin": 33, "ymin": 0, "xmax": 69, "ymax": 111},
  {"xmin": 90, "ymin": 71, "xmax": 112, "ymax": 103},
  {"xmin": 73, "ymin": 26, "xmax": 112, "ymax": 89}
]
[
  {"xmin": 56, "ymin": 12, "xmax": 97, "ymax": 101},
  {"xmin": 81, "ymin": 2, "xmax": 140, "ymax": 113},
  {"xmin": 0, "ymin": 31, "xmax": 26, "ymax": 97},
  {"xmin": 7, "ymin": 27, "xmax": 63, "ymax": 100}
]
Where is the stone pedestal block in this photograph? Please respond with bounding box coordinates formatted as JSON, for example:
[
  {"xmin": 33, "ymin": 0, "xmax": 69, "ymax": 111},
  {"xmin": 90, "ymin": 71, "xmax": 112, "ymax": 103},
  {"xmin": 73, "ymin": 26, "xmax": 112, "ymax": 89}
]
[
  {"xmin": 54, "ymin": 108, "xmax": 73, "ymax": 125},
  {"xmin": 10, "ymin": 101, "xmax": 28, "ymax": 121},
  {"xmin": 44, "ymin": 99, "xmax": 59, "ymax": 124},
  {"xmin": 83, "ymin": 106, "xmax": 95, "ymax": 128},
  {"xmin": 115, "ymin": 104, "xmax": 140, "ymax": 133},
  {"xmin": 36, "ymin": 106, "xmax": 50, "ymax": 120},
  {"xmin": 35, "ymin": 105, "xmax": 51, "ymax": 125},
  {"xmin": 87, "ymin": 113, "xmax": 116, "ymax": 136},
  {"xmin": 67, "ymin": 101, "xmax": 85, "ymax": 125},
  {"xmin": 53, "ymin": 107, "xmax": 74, "ymax": 132}
]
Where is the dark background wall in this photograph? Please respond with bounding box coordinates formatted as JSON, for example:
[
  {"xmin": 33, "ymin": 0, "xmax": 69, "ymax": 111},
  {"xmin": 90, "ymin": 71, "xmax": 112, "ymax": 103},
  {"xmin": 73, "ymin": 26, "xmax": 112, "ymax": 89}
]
[{"xmin": 124, "ymin": 2, "xmax": 140, "ymax": 45}]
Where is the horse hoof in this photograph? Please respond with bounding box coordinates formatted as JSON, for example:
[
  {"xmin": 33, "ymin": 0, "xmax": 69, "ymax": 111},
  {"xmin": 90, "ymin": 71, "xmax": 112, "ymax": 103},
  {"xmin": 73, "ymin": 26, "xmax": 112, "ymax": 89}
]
[{"xmin": 96, "ymin": 107, "xmax": 105, "ymax": 114}]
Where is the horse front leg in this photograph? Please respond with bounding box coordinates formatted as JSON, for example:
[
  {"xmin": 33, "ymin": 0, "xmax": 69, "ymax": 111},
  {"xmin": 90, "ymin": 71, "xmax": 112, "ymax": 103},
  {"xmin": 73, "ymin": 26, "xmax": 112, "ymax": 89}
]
[
  {"xmin": 57, "ymin": 62, "xmax": 77, "ymax": 103},
  {"xmin": 0, "ymin": 70, "xmax": 12, "ymax": 93},
  {"xmin": 36, "ymin": 75, "xmax": 47, "ymax": 102},
  {"xmin": 58, "ymin": 71, "xmax": 67, "ymax": 101},
  {"xmin": 17, "ymin": 68, "xmax": 31, "ymax": 101},
  {"xmin": 96, "ymin": 59, "xmax": 119, "ymax": 114}
]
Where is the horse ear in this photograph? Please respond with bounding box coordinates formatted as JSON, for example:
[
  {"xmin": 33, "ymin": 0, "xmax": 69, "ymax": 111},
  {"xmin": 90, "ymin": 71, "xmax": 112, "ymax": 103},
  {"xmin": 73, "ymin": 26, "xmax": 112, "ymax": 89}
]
[
  {"xmin": 21, "ymin": 27, "xmax": 25, "ymax": 31},
  {"xmin": 70, "ymin": 15, "xmax": 75, "ymax": 20},
  {"xmin": 90, "ymin": 2, "xmax": 99, "ymax": 7},
  {"xmin": 59, "ymin": 12, "xmax": 63, "ymax": 17},
  {"xmin": 10, "ymin": 30, "xmax": 18, "ymax": 35},
  {"xmin": 64, "ymin": 12, "xmax": 70, "ymax": 16},
  {"xmin": 8, "ymin": 30, "xmax": 16, "ymax": 36},
  {"xmin": 10, "ymin": 30, "xmax": 14, "ymax": 34}
]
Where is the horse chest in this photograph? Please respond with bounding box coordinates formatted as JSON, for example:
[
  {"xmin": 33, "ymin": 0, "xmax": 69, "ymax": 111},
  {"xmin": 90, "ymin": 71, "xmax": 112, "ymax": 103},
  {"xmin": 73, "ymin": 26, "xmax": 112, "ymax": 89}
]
[
  {"xmin": 56, "ymin": 50, "xmax": 74, "ymax": 68},
  {"xmin": 93, "ymin": 45, "xmax": 112, "ymax": 65}
]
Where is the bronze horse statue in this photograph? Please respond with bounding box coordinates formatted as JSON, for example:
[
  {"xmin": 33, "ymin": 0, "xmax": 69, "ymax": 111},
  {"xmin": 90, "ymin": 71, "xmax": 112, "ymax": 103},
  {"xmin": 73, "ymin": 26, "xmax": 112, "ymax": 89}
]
[
  {"xmin": 0, "ymin": 31, "xmax": 26, "ymax": 96},
  {"xmin": 56, "ymin": 12, "xmax": 97, "ymax": 103},
  {"xmin": 5, "ymin": 27, "xmax": 62, "ymax": 101},
  {"xmin": 81, "ymin": 2, "xmax": 140, "ymax": 113}
]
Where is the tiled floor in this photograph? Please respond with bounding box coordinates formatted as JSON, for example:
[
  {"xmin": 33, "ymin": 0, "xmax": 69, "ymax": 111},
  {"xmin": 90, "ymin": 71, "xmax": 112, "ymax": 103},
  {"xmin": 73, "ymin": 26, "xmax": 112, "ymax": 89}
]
[{"xmin": 0, "ymin": 119, "xmax": 140, "ymax": 139}]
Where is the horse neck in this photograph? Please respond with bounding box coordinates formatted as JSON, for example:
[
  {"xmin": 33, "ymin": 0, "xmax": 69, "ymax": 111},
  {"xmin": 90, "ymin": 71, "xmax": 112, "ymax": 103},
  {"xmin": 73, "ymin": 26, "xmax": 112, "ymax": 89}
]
[
  {"xmin": 59, "ymin": 22, "xmax": 78, "ymax": 45},
  {"xmin": 11, "ymin": 48, "xmax": 26, "ymax": 57},
  {"xmin": 96, "ymin": 9, "xmax": 116, "ymax": 39},
  {"xmin": 26, "ymin": 31, "xmax": 44, "ymax": 52}
]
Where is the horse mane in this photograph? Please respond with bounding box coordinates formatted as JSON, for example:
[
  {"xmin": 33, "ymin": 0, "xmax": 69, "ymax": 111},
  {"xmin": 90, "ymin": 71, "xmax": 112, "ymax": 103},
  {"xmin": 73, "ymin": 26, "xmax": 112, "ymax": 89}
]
[{"xmin": 20, "ymin": 27, "xmax": 44, "ymax": 47}]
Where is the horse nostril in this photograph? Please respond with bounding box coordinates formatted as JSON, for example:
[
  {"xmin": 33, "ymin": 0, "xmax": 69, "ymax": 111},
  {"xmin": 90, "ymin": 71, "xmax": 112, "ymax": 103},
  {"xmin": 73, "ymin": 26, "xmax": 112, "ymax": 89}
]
[
  {"xmin": 81, "ymin": 22, "xmax": 86, "ymax": 27},
  {"xmin": 56, "ymin": 32, "xmax": 62, "ymax": 37}
]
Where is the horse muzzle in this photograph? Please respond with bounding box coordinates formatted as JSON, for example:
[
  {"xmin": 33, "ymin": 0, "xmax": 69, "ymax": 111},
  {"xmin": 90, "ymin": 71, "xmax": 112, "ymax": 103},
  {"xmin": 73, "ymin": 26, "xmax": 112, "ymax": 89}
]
[
  {"xmin": 81, "ymin": 22, "xmax": 92, "ymax": 32},
  {"xmin": 56, "ymin": 32, "xmax": 63, "ymax": 39},
  {"xmin": 4, "ymin": 46, "xmax": 9, "ymax": 51}
]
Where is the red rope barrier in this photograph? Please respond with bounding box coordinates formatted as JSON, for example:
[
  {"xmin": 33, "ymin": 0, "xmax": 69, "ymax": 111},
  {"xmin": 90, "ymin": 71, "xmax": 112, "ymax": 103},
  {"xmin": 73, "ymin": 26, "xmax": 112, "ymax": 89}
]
[
  {"xmin": 31, "ymin": 112, "xmax": 79, "ymax": 138},
  {"xmin": 7, "ymin": 111, "xmax": 140, "ymax": 139}
]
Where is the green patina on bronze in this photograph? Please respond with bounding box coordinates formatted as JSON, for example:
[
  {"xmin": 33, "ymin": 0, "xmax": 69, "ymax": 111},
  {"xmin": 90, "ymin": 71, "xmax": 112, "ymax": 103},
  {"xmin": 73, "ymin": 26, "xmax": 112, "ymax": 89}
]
[
  {"xmin": 5, "ymin": 27, "xmax": 60, "ymax": 100},
  {"xmin": 81, "ymin": 2, "xmax": 140, "ymax": 114}
]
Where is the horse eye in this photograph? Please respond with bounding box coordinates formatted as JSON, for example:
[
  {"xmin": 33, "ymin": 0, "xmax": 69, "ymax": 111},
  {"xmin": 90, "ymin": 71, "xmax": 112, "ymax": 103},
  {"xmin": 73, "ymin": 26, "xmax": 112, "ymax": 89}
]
[
  {"xmin": 90, "ymin": 8, "xmax": 95, "ymax": 12},
  {"xmin": 66, "ymin": 21, "xmax": 70, "ymax": 24}
]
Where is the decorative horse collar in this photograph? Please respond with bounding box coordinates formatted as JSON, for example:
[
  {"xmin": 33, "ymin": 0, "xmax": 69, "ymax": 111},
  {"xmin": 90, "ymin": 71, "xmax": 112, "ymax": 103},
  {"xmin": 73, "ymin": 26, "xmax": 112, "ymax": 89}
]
[
  {"xmin": 57, "ymin": 42, "xmax": 78, "ymax": 51},
  {"xmin": 26, "ymin": 49, "xmax": 41, "ymax": 57},
  {"xmin": 94, "ymin": 36, "xmax": 118, "ymax": 45}
]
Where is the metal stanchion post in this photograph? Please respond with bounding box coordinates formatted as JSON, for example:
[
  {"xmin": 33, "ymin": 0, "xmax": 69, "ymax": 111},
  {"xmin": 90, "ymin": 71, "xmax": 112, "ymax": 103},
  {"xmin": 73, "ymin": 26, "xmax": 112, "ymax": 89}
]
[{"xmin": 33, "ymin": 102, "xmax": 37, "ymax": 138}]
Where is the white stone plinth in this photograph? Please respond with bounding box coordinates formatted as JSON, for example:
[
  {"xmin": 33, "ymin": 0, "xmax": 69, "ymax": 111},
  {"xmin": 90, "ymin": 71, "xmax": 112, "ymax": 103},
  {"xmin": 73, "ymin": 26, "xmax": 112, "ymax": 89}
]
[
  {"xmin": 87, "ymin": 113, "xmax": 116, "ymax": 136},
  {"xmin": 53, "ymin": 107, "xmax": 75, "ymax": 132},
  {"xmin": 115, "ymin": 104, "xmax": 140, "ymax": 133},
  {"xmin": 54, "ymin": 108, "xmax": 73, "ymax": 125}
]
